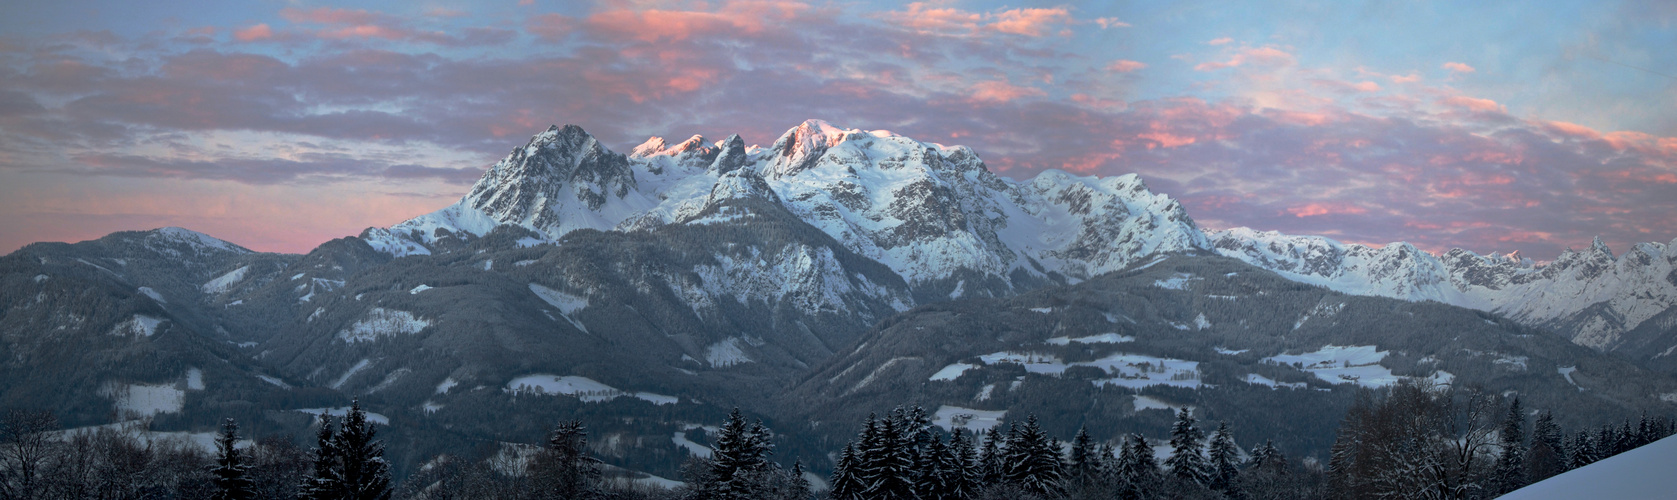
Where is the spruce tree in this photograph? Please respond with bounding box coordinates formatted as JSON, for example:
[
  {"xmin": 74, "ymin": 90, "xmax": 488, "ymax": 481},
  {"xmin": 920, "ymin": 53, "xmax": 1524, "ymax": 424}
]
[
  {"xmin": 830, "ymin": 443, "xmax": 866, "ymax": 500},
  {"xmin": 531, "ymin": 420, "xmax": 601, "ymax": 499},
  {"xmin": 1249, "ymin": 440, "xmax": 1286, "ymax": 474},
  {"xmin": 1494, "ymin": 397, "xmax": 1527, "ymax": 493},
  {"xmin": 1568, "ymin": 430, "xmax": 1597, "ymax": 469},
  {"xmin": 913, "ymin": 433, "xmax": 948, "ymax": 500},
  {"xmin": 787, "ymin": 461, "xmax": 812, "ymax": 500},
  {"xmin": 1527, "ymin": 411, "xmax": 1567, "ymax": 482},
  {"xmin": 299, "ymin": 413, "xmax": 342, "ymax": 500},
  {"xmin": 336, "ymin": 400, "xmax": 392, "ymax": 500},
  {"xmin": 1164, "ymin": 408, "xmax": 1209, "ymax": 486},
  {"xmin": 1115, "ymin": 433, "xmax": 1158, "ymax": 500},
  {"xmin": 1068, "ymin": 426, "xmax": 1096, "ymax": 485},
  {"xmin": 1002, "ymin": 415, "xmax": 1062, "ymax": 496},
  {"xmin": 709, "ymin": 408, "xmax": 774, "ymax": 499},
  {"xmin": 210, "ymin": 418, "xmax": 254, "ymax": 500},
  {"xmin": 945, "ymin": 429, "xmax": 979, "ymax": 499},
  {"xmin": 977, "ymin": 428, "xmax": 1004, "ymax": 486},
  {"xmin": 1205, "ymin": 421, "xmax": 1240, "ymax": 492}
]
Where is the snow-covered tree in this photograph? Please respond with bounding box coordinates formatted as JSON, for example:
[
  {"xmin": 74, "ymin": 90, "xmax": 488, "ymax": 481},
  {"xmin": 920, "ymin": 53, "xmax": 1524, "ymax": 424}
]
[
  {"xmin": 1527, "ymin": 411, "xmax": 1567, "ymax": 482},
  {"xmin": 1494, "ymin": 397, "xmax": 1528, "ymax": 494},
  {"xmin": 1114, "ymin": 433, "xmax": 1158, "ymax": 500},
  {"xmin": 977, "ymin": 428, "xmax": 1004, "ymax": 485},
  {"xmin": 912, "ymin": 433, "xmax": 948, "ymax": 500},
  {"xmin": 529, "ymin": 420, "xmax": 601, "ymax": 499},
  {"xmin": 829, "ymin": 443, "xmax": 866, "ymax": 500},
  {"xmin": 943, "ymin": 429, "xmax": 979, "ymax": 499},
  {"xmin": 1164, "ymin": 408, "xmax": 1209, "ymax": 486},
  {"xmin": 1568, "ymin": 430, "xmax": 1598, "ymax": 469},
  {"xmin": 336, "ymin": 400, "xmax": 391, "ymax": 500},
  {"xmin": 1067, "ymin": 426, "xmax": 1097, "ymax": 485},
  {"xmin": 299, "ymin": 413, "xmax": 342, "ymax": 500},
  {"xmin": 1001, "ymin": 415, "xmax": 1062, "ymax": 496},
  {"xmin": 1206, "ymin": 421, "xmax": 1240, "ymax": 492},
  {"xmin": 210, "ymin": 418, "xmax": 253, "ymax": 500}
]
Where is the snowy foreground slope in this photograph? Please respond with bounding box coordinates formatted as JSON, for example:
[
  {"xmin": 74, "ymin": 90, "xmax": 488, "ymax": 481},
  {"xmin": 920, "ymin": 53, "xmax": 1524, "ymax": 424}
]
[
  {"xmin": 1500, "ymin": 434, "xmax": 1677, "ymax": 500},
  {"xmin": 363, "ymin": 120, "xmax": 1677, "ymax": 354}
]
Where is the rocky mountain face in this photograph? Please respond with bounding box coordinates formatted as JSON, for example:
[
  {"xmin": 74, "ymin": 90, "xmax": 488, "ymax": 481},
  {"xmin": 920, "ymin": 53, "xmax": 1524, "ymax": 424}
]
[{"xmin": 1208, "ymin": 229, "xmax": 1677, "ymax": 352}]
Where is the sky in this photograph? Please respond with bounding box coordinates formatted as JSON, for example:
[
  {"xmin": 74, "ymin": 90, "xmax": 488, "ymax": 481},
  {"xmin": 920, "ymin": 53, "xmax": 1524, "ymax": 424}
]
[{"xmin": 0, "ymin": 0, "xmax": 1674, "ymax": 260}]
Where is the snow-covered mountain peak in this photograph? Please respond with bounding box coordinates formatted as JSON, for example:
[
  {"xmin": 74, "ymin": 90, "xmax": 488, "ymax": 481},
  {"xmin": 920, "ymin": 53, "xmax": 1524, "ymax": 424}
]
[{"xmin": 146, "ymin": 227, "xmax": 251, "ymax": 255}]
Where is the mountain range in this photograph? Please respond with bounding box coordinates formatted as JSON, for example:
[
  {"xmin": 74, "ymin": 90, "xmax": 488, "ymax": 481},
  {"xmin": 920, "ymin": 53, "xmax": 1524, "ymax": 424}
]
[{"xmin": 3, "ymin": 119, "xmax": 1674, "ymax": 480}]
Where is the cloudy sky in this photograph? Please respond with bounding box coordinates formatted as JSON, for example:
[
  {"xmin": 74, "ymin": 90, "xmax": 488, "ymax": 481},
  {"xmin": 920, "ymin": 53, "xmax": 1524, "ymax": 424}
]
[{"xmin": 1, "ymin": 0, "xmax": 1673, "ymax": 259}]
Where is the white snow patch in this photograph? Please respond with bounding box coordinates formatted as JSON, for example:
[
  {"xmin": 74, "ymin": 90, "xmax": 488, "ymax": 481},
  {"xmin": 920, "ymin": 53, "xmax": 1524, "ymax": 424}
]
[
  {"xmin": 33, "ymin": 274, "xmax": 48, "ymax": 283},
  {"xmin": 1557, "ymin": 366, "xmax": 1582, "ymax": 391},
  {"xmin": 930, "ymin": 405, "xmax": 1007, "ymax": 433},
  {"xmin": 436, "ymin": 377, "xmax": 458, "ymax": 394},
  {"xmin": 976, "ymin": 384, "xmax": 995, "ymax": 401},
  {"xmin": 1045, "ymin": 333, "xmax": 1134, "ymax": 345},
  {"xmin": 1215, "ymin": 347, "xmax": 1248, "ymax": 355},
  {"xmin": 974, "ymin": 350, "xmax": 1202, "ymax": 389},
  {"xmin": 529, "ymin": 283, "xmax": 589, "ymax": 332},
  {"xmin": 1500, "ymin": 434, "xmax": 1677, "ymax": 500},
  {"xmin": 704, "ymin": 338, "xmax": 752, "ymax": 368},
  {"xmin": 930, "ymin": 363, "xmax": 975, "ymax": 381},
  {"xmin": 185, "ymin": 368, "xmax": 204, "ymax": 390},
  {"xmin": 505, "ymin": 375, "xmax": 676, "ymax": 405},
  {"xmin": 949, "ymin": 280, "xmax": 966, "ymax": 299},
  {"xmin": 1244, "ymin": 374, "xmax": 1305, "ymax": 390},
  {"xmin": 337, "ymin": 308, "xmax": 430, "ymax": 343},
  {"xmin": 409, "ymin": 284, "xmax": 433, "ymax": 294},
  {"xmin": 514, "ymin": 259, "xmax": 538, "ymax": 267},
  {"xmin": 1153, "ymin": 273, "xmax": 1197, "ymax": 290},
  {"xmin": 106, "ymin": 383, "xmax": 185, "ymax": 417},
  {"xmin": 294, "ymin": 407, "xmax": 389, "ymax": 425},
  {"xmin": 672, "ymin": 431, "xmax": 712, "ymax": 458},
  {"xmin": 111, "ymin": 315, "xmax": 165, "ymax": 337},
  {"xmin": 482, "ymin": 260, "xmax": 493, "ymax": 271},
  {"xmin": 1193, "ymin": 313, "xmax": 1211, "ymax": 330},
  {"xmin": 137, "ymin": 287, "xmax": 165, "ymax": 304},
  {"xmin": 201, "ymin": 266, "xmax": 248, "ymax": 294},
  {"xmin": 1265, "ymin": 345, "xmax": 1399, "ymax": 388},
  {"xmin": 1132, "ymin": 395, "xmax": 1194, "ymax": 413},
  {"xmin": 515, "ymin": 237, "xmax": 545, "ymax": 248},
  {"xmin": 291, "ymin": 273, "xmax": 305, "ymax": 280},
  {"xmin": 1028, "ymin": 307, "xmax": 1053, "ymax": 313},
  {"xmin": 257, "ymin": 375, "xmax": 290, "ymax": 388},
  {"xmin": 330, "ymin": 359, "xmax": 370, "ymax": 390},
  {"xmin": 423, "ymin": 402, "xmax": 442, "ymax": 414}
]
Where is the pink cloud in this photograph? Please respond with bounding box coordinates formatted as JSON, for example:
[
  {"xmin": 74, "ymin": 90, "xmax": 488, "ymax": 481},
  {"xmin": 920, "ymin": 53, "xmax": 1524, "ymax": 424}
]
[
  {"xmin": 889, "ymin": 2, "xmax": 983, "ymax": 33},
  {"xmin": 1388, "ymin": 73, "xmax": 1421, "ymax": 84},
  {"xmin": 1195, "ymin": 47, "xmax": 1295, "ymax": 71},
  {"xmin": 233, "ymin": 24, "xmax": 273, "ymax": 42},
  {"xmin": 1106, "ymin": 60, "xmax": 1146, "ymax": 72},
  {"xmin": 1287, "ymin": 203, "xmax": 1369, "ymax": 217},
  {"xmin": 526, "ymin": 13, "xmax": 576, "ymax": 41},
  {"xmin": 280, "ymin": 7, "xmax": 382, "ymax": 26},
  {"xmin": 1441, "ymin": 95, "xmax": 1504, "ymax": 113},
  {"xmin": 1207, "ymin": 37, "xmax": 1232, "ymax": 45},
  {"xmin": 1443, "ymin": 62, "xmax": 1476, "ymax": 73},
  {"xmin": 967, "ymin": 80, "xmax": 1045, "ymax": 103},
  {"xmin": 987, "ymin": 7, "xmax": 1074, "ymax": 37},
  {"xmin": 1095, "ymin": 18, "xmax": 1129, "ymax": 29}
]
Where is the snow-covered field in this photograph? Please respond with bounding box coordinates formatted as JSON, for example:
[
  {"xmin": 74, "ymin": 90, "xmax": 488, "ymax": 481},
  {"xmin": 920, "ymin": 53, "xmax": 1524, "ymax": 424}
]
[
  {"xmin": 1045, "ymin": 333, "xmax": 1134, "ymax": 345},
  {"xmin": 1131, "ymin": 395, "xmax": 1193, "ymax": 414},
  {"xmin": 337, "ymin": 308, "xmax": 430, "ymax": 343},
  {"xmin": 962, "ymin": 350, "xmax": 1203, "ymax": 389},
  {"xmin": 1264, "ymin": 345, "xmax": 1401, "ymax": 388},
  {"xmin": 294, "ymin": 407, "xmax": 391, "ymax": 425},
  {"xmin": 930, "ymin": 405, "xmax": 1008, "ymax": 433},
  {"xmin": 107, "ymin": 383, "xmax": 184, "ymax": 417},
  {"xmin": 929, "ymin": 363, "xmax": 975, "ymax": 381},
  {"xmin": 1501, "ymin": 434, "xmax": 1677, "ymax": 500},
  {"xmin": 505, "ymin": 374, "xmax": 676, "ymax": 405}
]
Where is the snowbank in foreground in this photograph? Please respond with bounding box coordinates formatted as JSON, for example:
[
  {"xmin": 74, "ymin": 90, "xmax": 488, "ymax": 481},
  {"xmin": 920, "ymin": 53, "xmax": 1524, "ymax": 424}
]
[{"xmin": 1500, "ymin": 434, "xmax": 1677, "ymax": 500}]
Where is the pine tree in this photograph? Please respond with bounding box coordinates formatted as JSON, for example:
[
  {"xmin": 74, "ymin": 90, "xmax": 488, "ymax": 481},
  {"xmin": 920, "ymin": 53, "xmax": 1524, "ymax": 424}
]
[
  {"xmin": 210, "ymin": 418, "xmax": 254, "ymax": 500},
  {"xmin": 299, "ymin": 413, "xmax": 342, "ymax": 500},
  {"xmin": 1249, "ymin": 440, "xmax": 1286, "ymax": 474},
  {"xmin": 1494, "ymin": 397, "xmax": 1528, "ymax": 494},
  {"xmin": 1569, "ymin": 430, "xmax": 1597, "ymax": 469},
  {"xmin": 913, "ymin": 433, "xmax": 948, "ymax": 500},
  {"xmin": 530, "ymin": 420, "xmax": 601, "ymax": 499},
  {"xmin": 1115, "ymin": 433, "xmax": 1158, "ymax": 500},
  {"xmin": 830, "ymin": 443, "xmax": 866, "ymax": 500},
  {"xmin": 1164, "ymin": 408, "xmax": 1209, "ymax": 486},
  {"xmin": 336, "ymin": 400, "xmax": 392, "ymax": 500},
  {"xmin": 1068, "ymin": 426, "xmax": 1097, "ymax": 485},
  {"xmin": 1002, "ymin": 415, "xmax": 1062, "ymax": 496},
  {"xmin": 945, "ymin": 428, "xmax": 979, "ymax": 499},
  {"xmin": 709, "ymin": 408, "xmax": 775, "ymax": 499},
  {"xmin": 787, "ymin": 461, "xmax": 812, "ymax": 500},
  {"xmin": 1205, "ymin": 421, "xmax": 1240, "ymax": 492},
  {"xmin": 1527, "ymin": 411, "xmax": 1567, "ymax": 482},
  {"xmin": 977, "ymin": 428, "xmax": 1004, "ymax": 486}
]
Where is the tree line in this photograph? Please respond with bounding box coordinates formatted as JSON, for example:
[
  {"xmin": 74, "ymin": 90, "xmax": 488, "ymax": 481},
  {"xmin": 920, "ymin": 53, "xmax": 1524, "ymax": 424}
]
[{"xmin": 3, "ymin": 386, "xmax": 1672, "ymax": 499}]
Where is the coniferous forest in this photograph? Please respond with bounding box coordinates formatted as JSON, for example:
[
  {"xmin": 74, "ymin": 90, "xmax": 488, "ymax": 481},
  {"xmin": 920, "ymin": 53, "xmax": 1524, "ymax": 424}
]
[{"xmin": 2, "ymin": 382, "xmax": 1673, "ymax": 499}]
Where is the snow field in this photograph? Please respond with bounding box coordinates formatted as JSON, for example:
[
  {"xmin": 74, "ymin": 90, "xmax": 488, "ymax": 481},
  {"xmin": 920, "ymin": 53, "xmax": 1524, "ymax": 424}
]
[
  {"xmin": 963, "ymin": 350, "xmax": 1203, "ymax": 390},
  {"xmin": 1131, "ymin": 395, "xmax": 1194, "ymax": 414},
  {"xmin": 110, "ymin": 315, "xmax": 165, "ymax": 337},
  {"xmin": 704, "ymin": 338, "xmax": 751, "ymax": 368},
  {"xmin": 1044, "ymin": 333, "xmax": 1135, "ymax": 345},
  {"xmin": 337, "ymin": 308, "xmax": 430, "ymax": 343},
  {"xmin": 529, "ymin": 283, "xmax": 589, "ymax": 332},
  {"xmin": 294, "ymin": 407, "xmax": 390, "ymax": 425},
  {"xmin": 505, "ymin": 375, "xmax": 676, "ymax": 405},
  {"xmin": 930, "ymin": 405, "xmax": 1008, "ymax": 433},
  {"xmin": 1261, "ymin": 345, "xmax": 1458, "ymax": 389},
  {"xmin": 1244, "ymin": 374, "xmax": 1306, "ymax": 390},
  {"xmin": 106, "ymin": 383, "xmax": 184, "ymax": 417},
  {"xmin": 929, "ymin": 363, "xmax": 975, "ymax": 381}
]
